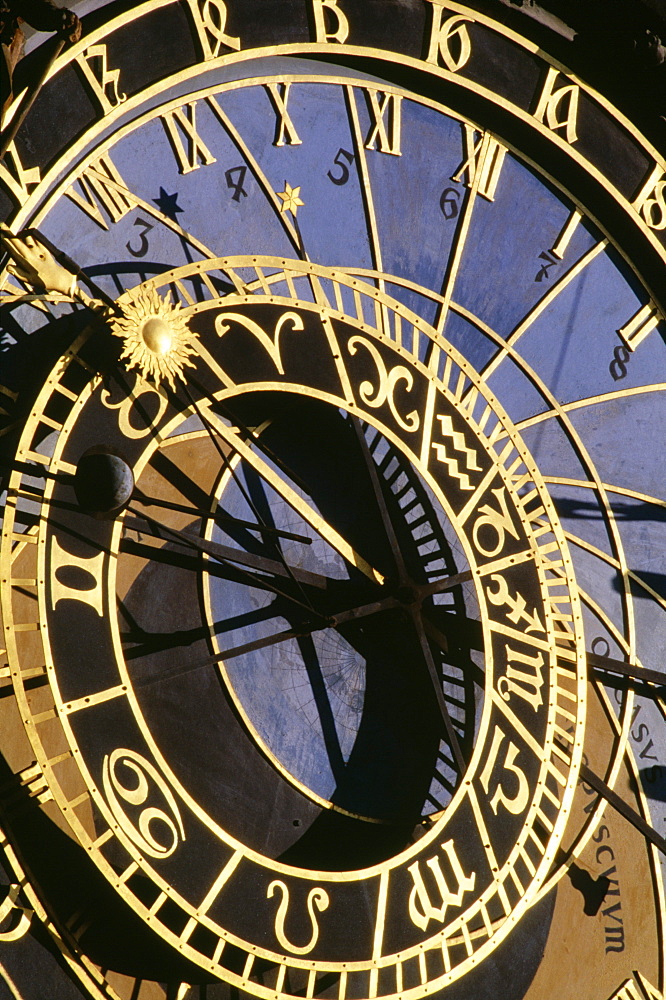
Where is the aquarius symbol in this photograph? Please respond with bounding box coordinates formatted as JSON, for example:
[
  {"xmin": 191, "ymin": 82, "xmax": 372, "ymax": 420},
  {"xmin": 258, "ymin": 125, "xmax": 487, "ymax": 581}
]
[
  {"xmin": 432, "ymin": 413, "xmax": 481, "ymax": 490},
  {"xmin": 267, "ymin": 880, "xmax": 329, "ymax": 955}
]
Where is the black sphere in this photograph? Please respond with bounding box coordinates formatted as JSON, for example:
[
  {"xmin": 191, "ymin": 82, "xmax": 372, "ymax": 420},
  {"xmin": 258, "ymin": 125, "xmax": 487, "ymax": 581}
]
[{"xmin": 74, "ymin": 452, "xmax": 134, "ymax": 515}]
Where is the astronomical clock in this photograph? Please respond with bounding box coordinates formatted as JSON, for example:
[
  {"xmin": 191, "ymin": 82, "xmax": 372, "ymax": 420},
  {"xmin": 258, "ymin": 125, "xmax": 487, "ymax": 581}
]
[{"xmin": 0, "ymin": 1, "xmax": 665, "ymax": 998}]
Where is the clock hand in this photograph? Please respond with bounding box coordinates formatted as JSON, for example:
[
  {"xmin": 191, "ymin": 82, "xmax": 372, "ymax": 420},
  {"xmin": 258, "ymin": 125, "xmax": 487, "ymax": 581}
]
[
  {"xmin": 178, "ymin": 380, "xmax": 319, "ymax": 614},
  {"xmin": 210, "ymin": 396, "xmax": 310, "ymax": 495},
  {"xmin": 130, "ymin": 595, "xmax": 401, "ymax": 681},
  {"xmin": 73, "ymin": 448, "xmax": 312, "ymax": 547},
  {"xmin": 556, "ymin": 745, "xmax": 666, "ymax": 858},
  {"xmin": 0, "ymin": 36, "xmax": 66, "ymax": 160},
  {"xmin": 587, "ymin": 649, "xmax": 666, "ymax": 689},
  {"xmin": 132, "ymin": 490, "xmax": 311, "ymax": 545},
  {"xmin": 421, "ymin": 616, "xmax": 485, "ymax": 688},
  {"xmin": 119, "ymin": 597, "xmax": 282, "ymax": 661},
  {"xmin": 0, "ymin": 225, "xmax": 117, "ymax": 311},
  {"xmin": 123, "ymin": 508, "xmax": 328, "ymax": 608},
  {"xmin": 407, "ymin": 606, "xmax": 466, "ymax": 775},
  {"xmin": 350, "ymin": 416, "xmax": 409, "ymax": 584},
  {"xmin": 205, "ymin": 411, "xmax": 385, "ymax": 585},
  {"xmin": 120, "ymin": 534, "xmax": 327, "ymax": 601},
  {"xmin": 128, "ymin": 576, "xmax": 471, "ymax": 678}
]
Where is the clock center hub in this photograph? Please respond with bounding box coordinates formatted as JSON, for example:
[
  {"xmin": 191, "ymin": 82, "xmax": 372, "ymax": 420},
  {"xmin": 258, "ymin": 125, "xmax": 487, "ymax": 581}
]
[{"xmin": 395, "ymin": 583, "xmax": 418, "ymax": 606}]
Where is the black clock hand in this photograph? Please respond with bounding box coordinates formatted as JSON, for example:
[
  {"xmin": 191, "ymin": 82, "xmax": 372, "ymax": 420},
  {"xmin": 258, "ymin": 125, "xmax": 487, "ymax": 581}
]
[
  {"xmin": 587, "ymin": 649, "xmax": 666, "ymax": 689},
  {"xmin": 350, "ymin": 416, "xmax": 409, "ymax": 584},
  {"xmin": 123, "ymin": 508, "xmax": 328, "ymax": 612},
  {"xmin": 15, "ymin": 473, "xmax": 311, "ymax": 549},
  {"xmin": 202, "ymin": 410, "xmax": 385, "ymax": 584},
  {"xmin": 123, "ymin": 512, "xmax": 325, "ymax": 586},
  {"xmin": 133, "ymin": 490, "xmax": 311, "ymax": 545},
  {"xmin": 209, "ymin": 395, "xmax": 310, "ymax": 495},
  {"xmin": 128, "ymin": 574, "xmax": 469, "ymax": 678},
  {"xmin": 119, "ymin": 535, "xmax": 318, "ymax": 604}
]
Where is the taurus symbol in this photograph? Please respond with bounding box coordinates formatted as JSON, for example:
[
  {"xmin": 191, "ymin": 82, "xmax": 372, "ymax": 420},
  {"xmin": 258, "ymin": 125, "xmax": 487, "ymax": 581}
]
[{"xmin": 267, "ymin": 880, "xmax": 329, "ymax": 955}]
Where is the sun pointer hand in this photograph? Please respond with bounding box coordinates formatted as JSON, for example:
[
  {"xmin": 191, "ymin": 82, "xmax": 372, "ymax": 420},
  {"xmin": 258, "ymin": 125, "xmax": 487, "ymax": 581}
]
[{"xmin": 0, "ymin": 226, "xmax": 117, "ymax": 311}]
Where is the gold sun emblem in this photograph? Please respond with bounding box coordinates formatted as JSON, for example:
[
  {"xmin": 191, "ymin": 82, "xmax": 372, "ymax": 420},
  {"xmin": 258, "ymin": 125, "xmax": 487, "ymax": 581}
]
[{"xmin": 111, "ymin": 287, "xmax": 199, "ymax": 389}]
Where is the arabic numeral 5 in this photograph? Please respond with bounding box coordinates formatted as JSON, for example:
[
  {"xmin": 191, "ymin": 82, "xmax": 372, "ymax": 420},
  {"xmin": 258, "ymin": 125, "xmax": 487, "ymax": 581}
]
[{"xmin": 327, "ymin": 147, "xmax": 354, "ymax": 186}]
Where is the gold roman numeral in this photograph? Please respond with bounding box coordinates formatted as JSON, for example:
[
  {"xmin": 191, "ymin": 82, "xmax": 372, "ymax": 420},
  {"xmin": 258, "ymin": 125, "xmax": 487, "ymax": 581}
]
[
  {"xmin": 364, "ymin": 91, "xmax": 402, "ymax": 156},
  {"xmin": 452, "ymin": 125, "xmax": 506, "ymax": 201},
  {"xmin": 65, "ymin": 152, "xmax": 136, "ymax": 229},
  {"xmin": 0, "ymin": 142, "xmax": 41, "ymax": 204},
  {"xmin": 161, "ymin": 101, "xmax": 217, "ymax": 174},
  {"xmin": 618, "ymin": 302, "xmax": 661, "ymax": 351},
  {"xmin": 265, "ymin": 83, "xmax": 302, "ymax": 146},
  {"xmin": 550, "ymin": 208, "xmax": 582, "ymax": 259},
  {"xmin": 49, "ymin": 536, "xmax": 106, "ymax": 616}
]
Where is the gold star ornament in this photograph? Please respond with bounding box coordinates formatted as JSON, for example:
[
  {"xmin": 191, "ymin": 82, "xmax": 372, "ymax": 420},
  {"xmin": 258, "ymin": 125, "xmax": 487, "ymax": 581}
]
[{"xmin": 277, "ymin": 182, "xmax": 305, "ymax": 216}]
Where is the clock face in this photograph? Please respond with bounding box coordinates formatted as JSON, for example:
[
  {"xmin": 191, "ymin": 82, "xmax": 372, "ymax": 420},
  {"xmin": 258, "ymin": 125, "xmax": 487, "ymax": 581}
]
[{"xmin": 1, "ymin": 5, "xmax": 666, "ymax": 1000}]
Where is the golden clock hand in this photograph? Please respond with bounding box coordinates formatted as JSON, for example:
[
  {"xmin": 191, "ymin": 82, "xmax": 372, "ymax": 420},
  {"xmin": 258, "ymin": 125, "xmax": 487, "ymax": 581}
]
[
  {"xmin": 206, "ymin": 413, "xmax": 385, "ymax": 586},
  {"xmin": 0, "ymin": 225, "xmax": 118, "ymax": 311},
  {"xmin": 1, "ymin": 226, "xmax": 85, "ymax": 301},
  {"xmin": 178, "ymin": 381, "xmax": 319, "ymax": 614},
  {"xmin": 69, "ymin": 164, "xmax": 246, "ymax": 289},
  {"xmin": 211, "ymin": 397, "xmax": 310, "ymax": 495}
]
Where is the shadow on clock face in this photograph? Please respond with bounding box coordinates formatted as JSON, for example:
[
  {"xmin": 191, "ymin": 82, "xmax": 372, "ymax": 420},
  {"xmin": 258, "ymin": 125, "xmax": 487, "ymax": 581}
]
[{"xmin": 121, "ymin": 393, "xmax": 483, "ymax": 871}]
